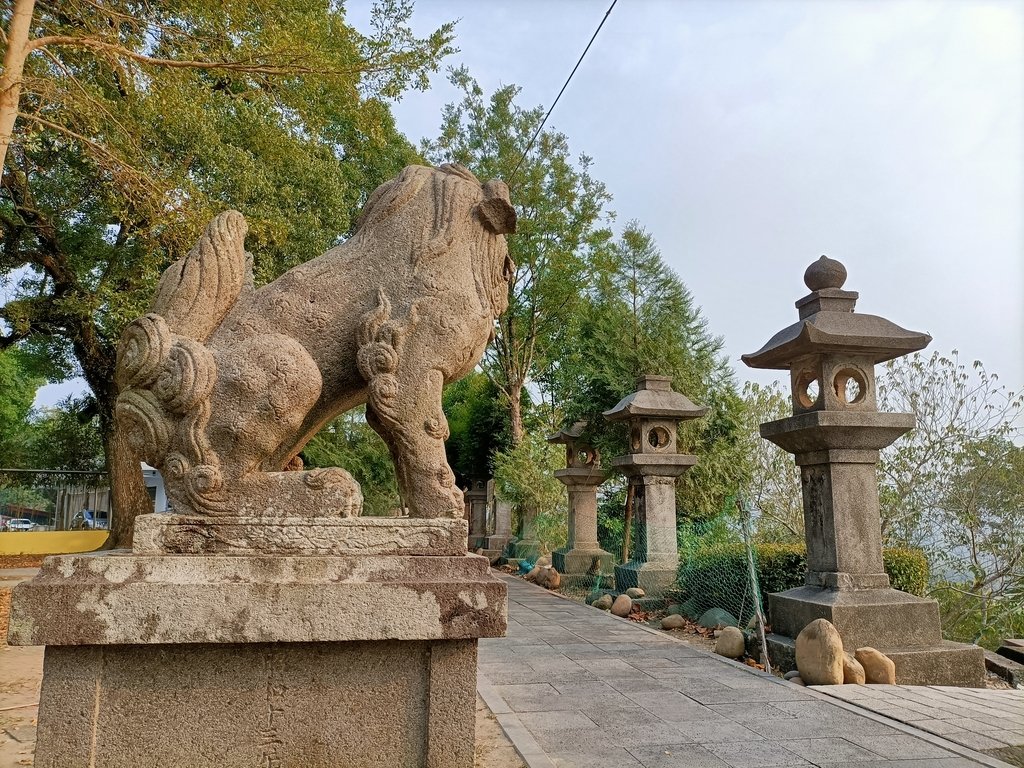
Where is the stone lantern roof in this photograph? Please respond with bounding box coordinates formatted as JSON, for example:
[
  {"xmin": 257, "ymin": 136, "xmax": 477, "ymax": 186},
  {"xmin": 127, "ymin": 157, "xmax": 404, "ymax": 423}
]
[
  {"xmin": 603, "ymin": 375, "xmax": 708, "ymax": 422},
  {"xmin": 546, "ymin": 421, "xmax": 588, "ymax": 444},
  {"xmin": 742, "ymin": 256, "xmax": 931, "ymax": 370}
]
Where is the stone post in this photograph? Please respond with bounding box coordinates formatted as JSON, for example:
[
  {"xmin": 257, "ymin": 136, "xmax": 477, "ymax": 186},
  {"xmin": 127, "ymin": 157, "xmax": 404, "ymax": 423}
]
[
  {"xmin": 547, "ymin": 422, "xmax": 614, "ymax": 574},
  {"xmin": 605, "ymin": 375, "xmax": 707, "ymax": 594},
  {"xmin": 742, "ymin": 255, "xmax": 984, "ymax": 686},
  {"xmin": 465, "ymin": 479, "xmax": 488, "ymax": 551},
  {"xmin": 486, "ymin": 493, "xmax": 513, "ymax": 555}
]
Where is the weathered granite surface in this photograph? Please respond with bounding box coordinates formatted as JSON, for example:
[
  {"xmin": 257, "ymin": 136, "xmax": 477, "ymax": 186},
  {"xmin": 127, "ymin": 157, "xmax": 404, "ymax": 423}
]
[
  {"xmin": 133, "ymin": 512, "xmax": 469, "ymax": 556},
  {"xmin": 31, "ymin": 639, "xmax": 477, "ymax": 768},
  {"xmin": 8, "ymin": 550, "xmax": 506, "ymax": 646},
  {"xmin": 114, "ymin": 163, "xmax": 516, "ymax": 520}
]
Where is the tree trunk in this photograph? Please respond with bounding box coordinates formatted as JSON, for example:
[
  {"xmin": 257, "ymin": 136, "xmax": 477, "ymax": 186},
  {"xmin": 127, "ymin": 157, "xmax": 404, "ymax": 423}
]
[
  {"xmin": 508, "ymin": 381, "xmax": 525, "ymax": 446},
  {"xmin": 0, "ymin": 0, "xmax": 36, "ymax": 172},
  {"xmin": 102, "ymin": 414, "xmax": 152, "ymax": 548},
  {"xmin": 621, "ymin": 481, "xmax": 634, "ymax": 564}
]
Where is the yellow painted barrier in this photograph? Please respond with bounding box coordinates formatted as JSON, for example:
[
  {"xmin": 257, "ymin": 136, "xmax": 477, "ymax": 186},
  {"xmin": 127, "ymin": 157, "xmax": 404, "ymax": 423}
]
[{"xmin": 0, "ymin": 530, "xmax": 109, "ymax": 555}]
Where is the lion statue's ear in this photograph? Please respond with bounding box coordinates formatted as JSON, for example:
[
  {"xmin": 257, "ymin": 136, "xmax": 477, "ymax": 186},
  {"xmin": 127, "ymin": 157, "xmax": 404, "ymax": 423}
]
[{"xmin": 478, "ymin": 180, "xmax": 517, "ymax": 235}]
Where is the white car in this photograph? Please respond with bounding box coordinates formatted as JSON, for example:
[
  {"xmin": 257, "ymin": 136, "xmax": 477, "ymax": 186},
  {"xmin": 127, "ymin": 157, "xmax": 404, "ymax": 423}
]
[{"xmin": 5, "ymin": 518, "xmax": 36, "ymax": 532}]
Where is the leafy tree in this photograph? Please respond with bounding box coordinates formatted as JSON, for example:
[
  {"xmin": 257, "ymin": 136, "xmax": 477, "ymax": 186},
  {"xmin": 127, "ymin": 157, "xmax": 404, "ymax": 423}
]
[
  {"xmin": 877, "ymin": 351, "xmax": 1022, "ymax": 547},
  {"xmin": 930, "ymin": 437, "xmax": 1024, "ymax": 648},
  {"xmin": 549, "ymin": 222, "xmax": 747, "ymax": 524},
  {"xmin": 0, "ymin": 1, "xmax": 455, "ymax": 543},
  {"xmin": 739, "ymin": 381, "xmax": 803, "ymax": 542},
  {"xmin": 492, "ymin": 427, "xmax": 566, "ymax": 554},
  {"xmin": 302, "ymin": 407, "xmax": 400, "ymax": 517},
  {"xmin": 423, "ymin": 68, "xmax": 613, "ymax": 444},
  {"xmin": 441, "ymin": 371, "xmax": 510, "ymax": 487},
  {"xmin": 24, "ymin": 396, "xmax": 105, "ymax": 471},
  {"xmin": 0, "ymin": 347, "xmax": 43, "ymax": 466}
]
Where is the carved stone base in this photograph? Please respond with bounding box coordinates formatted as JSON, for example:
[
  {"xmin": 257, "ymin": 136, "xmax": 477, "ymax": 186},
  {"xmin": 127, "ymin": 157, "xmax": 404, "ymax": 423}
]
[
  {"xmin": 614, "ymin": 559, "xmax": 678, "ymax": 594},
  {"xmin": 552, "ymin": 546, "xmax": 615, "ymax": 575},
  {"xmin": 132, "ymin": 512, "xmax": 468, "ymax": 557},
  {"xmin": 9, "ymin": 550, "xmax": 507, "ymax": 768}
]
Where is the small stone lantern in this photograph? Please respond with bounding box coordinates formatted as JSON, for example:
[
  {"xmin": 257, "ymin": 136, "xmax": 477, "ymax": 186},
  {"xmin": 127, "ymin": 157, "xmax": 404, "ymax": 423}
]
[
  {"xmin": 547, "ymin": 422, "xmax": 614, "ymax": 575},
  {"xmin": 742, "ymin": 256, "xmax": 984, "ymax": 685},
  {"xmin": 604, "ymin": 375, "xmax": 707, "ymax": 594}
]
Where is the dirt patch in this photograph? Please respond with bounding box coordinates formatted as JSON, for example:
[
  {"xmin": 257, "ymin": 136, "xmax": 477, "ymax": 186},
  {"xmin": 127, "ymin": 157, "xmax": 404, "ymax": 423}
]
[
  {"xmin": 0, "ymin": 590, "xmax": 9, "ymax": 646},
  {"xmin": 475, "ymin": 696, "xmax": 525, "ymax": 768},
  {"xmin": 0, "ymin": 559, "xmax": 43, "ymax": 571}
]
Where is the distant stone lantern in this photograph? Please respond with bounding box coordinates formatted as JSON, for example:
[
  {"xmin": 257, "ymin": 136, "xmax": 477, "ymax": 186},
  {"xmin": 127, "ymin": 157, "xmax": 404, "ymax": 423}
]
[
  {"xmin": 547, "ymin": 422, "xmax": 614, "ymax": 575},
  {"xmin": 604, "ymin": 375, "xmax": 707, "ymax": 594},
  {"xmin": 743, "ymin": 255, "xmax": 984, "ymax": 685}
]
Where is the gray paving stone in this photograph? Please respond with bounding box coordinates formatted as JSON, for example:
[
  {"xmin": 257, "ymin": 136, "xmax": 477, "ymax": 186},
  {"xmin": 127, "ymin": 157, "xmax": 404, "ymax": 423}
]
[
  {"xmin": 625, "ymin": 742, "xmax": 731, "ymax": 767},
  {"xmin": 702, "ymin": 740, "xmax": 815, "ymax": 767},
  {"xmin": 779, "ymin": 737, "xmax": 887, "ymax": 763},
  {"xmin": 478, "ymin": 576, "xmax": 994, "ymax": 768}
]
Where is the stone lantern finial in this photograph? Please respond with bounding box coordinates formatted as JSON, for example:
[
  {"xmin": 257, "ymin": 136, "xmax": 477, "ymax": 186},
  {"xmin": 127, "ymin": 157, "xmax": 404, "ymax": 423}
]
[{"xmin": 741, "ymin": 257, "xmax": 984, "ymax": 686}]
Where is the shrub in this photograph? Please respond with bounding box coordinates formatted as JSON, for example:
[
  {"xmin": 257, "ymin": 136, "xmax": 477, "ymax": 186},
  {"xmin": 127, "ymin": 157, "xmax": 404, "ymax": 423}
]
[{"xmin": 675, "ymin": 543, "xmax": 929, "ymax": 624}]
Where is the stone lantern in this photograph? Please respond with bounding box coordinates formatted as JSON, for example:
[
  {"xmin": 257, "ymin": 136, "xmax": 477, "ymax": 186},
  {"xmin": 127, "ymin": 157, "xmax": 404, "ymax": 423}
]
[
  {"xmin": 547, "ymin": 422, "xmax": 614, "ymax": 575},
  {"xmin": 464, "ymin": 479, "xmax": 488, "ymax": 551},
  {"xmin": 742, "ymin": 256, "xmax": 984, "ymax": 685},
  {"xmin": 604, "ymin": 375, "xmax": 707, "ymax": 594}
]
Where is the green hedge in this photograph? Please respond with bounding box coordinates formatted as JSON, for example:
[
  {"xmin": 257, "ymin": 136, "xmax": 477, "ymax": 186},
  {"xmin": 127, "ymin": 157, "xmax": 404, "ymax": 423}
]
[{"xmin": 675, "ymin": 543, "xmax": 929, "ymax": 624}]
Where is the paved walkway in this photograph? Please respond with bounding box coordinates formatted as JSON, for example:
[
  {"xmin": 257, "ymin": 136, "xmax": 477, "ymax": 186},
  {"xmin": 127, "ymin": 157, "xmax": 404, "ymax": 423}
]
[
  {"xmin": 814, "ymin": 684, "xmax": 1024, "ymax": 764},
  {"xmin": 478, "ymin": 575, "xmax": 1015, "ymax": 768}
]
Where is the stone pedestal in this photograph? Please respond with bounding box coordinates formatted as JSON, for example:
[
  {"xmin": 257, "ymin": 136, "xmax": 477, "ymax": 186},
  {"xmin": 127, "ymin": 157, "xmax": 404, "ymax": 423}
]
[
  {"xmin": 613, "ymin": 466, "xmax": 695, "ymax": 593},
  {"xmin": 743, "ymin": 255, "xmax": 985, "ymax": 686},
  {"xmin": 486, "ymin": 498, "xmax": 514, "ymax": 554},
  {"xmin": 551, "ymin": 467, "xmax": 614, "ymax": 575},
  {"xmin": 9, "ymin": 515, "xmax": 507, "ymax": 768},
  {"xmin": 465, "ymin": 481, "xmax": 489, "ymax": 550}
]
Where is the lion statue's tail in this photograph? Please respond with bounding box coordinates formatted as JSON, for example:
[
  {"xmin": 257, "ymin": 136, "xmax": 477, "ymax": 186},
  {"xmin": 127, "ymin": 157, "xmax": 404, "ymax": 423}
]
[{"xmin": 114, "ymin": 211, "xmax": 249, "ymax": 514}]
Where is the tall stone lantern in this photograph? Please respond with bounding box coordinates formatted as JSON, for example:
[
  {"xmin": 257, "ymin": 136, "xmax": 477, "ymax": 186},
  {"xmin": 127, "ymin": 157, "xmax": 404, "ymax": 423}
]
[
  {"xmin": 605, "ymin": 375, "xmax": 707, "ymax": 594},
  {"xmin": 742, "ymin": 256, "xmax": 984, "ymax": 686},
  {"xmin": 547, "ymin": 422, "xmax": 614, "ymax": 575}
]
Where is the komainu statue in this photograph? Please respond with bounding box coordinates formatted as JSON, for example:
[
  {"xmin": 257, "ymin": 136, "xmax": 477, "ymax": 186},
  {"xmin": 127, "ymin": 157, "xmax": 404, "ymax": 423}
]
[{"xmin": 115, "ymin": 164, "xmax": 516, "ymax": 519}]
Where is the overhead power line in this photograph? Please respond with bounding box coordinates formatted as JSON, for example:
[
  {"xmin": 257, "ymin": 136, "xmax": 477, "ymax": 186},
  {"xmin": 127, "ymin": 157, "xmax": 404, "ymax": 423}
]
[{"xmin": 508, "ymin": 0, "xmax": 618, "ymax": 186}]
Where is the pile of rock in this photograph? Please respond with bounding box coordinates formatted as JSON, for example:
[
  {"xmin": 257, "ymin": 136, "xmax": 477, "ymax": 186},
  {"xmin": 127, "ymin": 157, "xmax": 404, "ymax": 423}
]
[
  {"xmin": 588, "ymin": 587, "xmax": 646, "ymax": 617},
  {"xmin": 791, "ymin": 618, "xmax": 896, "ymax": 686},
  {"xmin": 524, "ymin": 560, "xmax": 561, "ymax": 591}
]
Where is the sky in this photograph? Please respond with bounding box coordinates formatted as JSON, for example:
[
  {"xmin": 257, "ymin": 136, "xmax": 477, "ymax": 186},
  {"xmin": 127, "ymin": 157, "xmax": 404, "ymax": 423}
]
[{"xmin": 33, "ymin": 0, "xmax": 1024, "ymax": 406}]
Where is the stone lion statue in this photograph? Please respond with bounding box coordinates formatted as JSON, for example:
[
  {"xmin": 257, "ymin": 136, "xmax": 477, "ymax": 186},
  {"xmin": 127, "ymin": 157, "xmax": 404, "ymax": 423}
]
[{"xmin": 115, "ymin": 164, "xmax": 516, "ymax": 519}]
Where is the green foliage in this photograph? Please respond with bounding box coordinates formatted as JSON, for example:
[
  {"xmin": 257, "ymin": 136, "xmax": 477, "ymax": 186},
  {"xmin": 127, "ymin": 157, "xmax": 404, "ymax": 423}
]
[
  {"xmin": 676, "ymin": 543, "xmax": 930, "ymax": 624},
  {"xmin": 302, "ymin": 407, "xmax": 400, "ymax": 516},
  {"xmin": 493, "ymin": 429, "xmax": 566, "ymax": 554},
  {"xmin": 549, "ymin": 222, "xmax": 747, "ymax": 523},
  {"xmin": 932, "ymin": 582, "xmax": 1024, "ymax": 650},
  {"xmin": 739, "ymin": 381, "xmax": 803, "ymax": 542},
  {"xmin": 0, "ymin": 0, "xmax": 456, "ymax": 510},
  {"xmin": 24, "ymin": 397, "xmax": 106, "ymax": 471},
  {"xmin": 423, "ymin": 67, "xmax": 613, "ymax": 442},
  {"xmin": 0, "ymin": 348, "xmax": 44, "ymax": 466},
  {"xmin": 0, "ymin": 486, "xmax": 52, "ymax": 514},
  {"xmin": 441, "ymin": 371, "xmax": 510, "ymax": 486}
]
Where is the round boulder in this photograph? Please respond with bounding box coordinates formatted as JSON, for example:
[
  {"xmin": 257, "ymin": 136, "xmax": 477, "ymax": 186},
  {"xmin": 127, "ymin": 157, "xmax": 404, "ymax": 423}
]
[
  {"xmin": 611, "ymin": 594, "xmax": 633, "ymax": 617},
  {"xmin": 544, "ymin": 567, "xmax": 561, "ymax": 590},
  {"xmin": 843, "ymin": 652, "xmax": 866, "ymax": 685},
  {"xmin": 698, "ymin": 608, "xmax": 739, "ymax": 629},
  {"xmin": 795, "ymin": 618, "xmax": 845, "ymax": 685},
  {"xmin": 524, "ymin": 566, "xmax": 541, "ymax": 583},
  {"xmin": 855, "ymin": 647, "xmax": 896, "ymax": 685},
  {"xmin": 661, "ymin": 614, "xmax": 686, "ymax": 630},
  {"xmin": 625, "ymin": 587, "xmax": 646, "ymax": 599},
  {"xmin": 593, "ymin": 594, "xmax": 613, "ymax": 611},
  {"xmin": 715, "ymin": 626, "xmax": 746, "ymax": 659}
]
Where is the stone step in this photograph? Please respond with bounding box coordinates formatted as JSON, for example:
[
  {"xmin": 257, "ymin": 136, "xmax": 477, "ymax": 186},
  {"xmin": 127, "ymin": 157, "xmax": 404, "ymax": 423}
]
[
  {"xmin": 997, "ymin": 643, "xmax": 1024, "ymax": 665},
  {"xmin": 986, "ymin": 649, "xmax": 1024, "ymax": 687}
]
